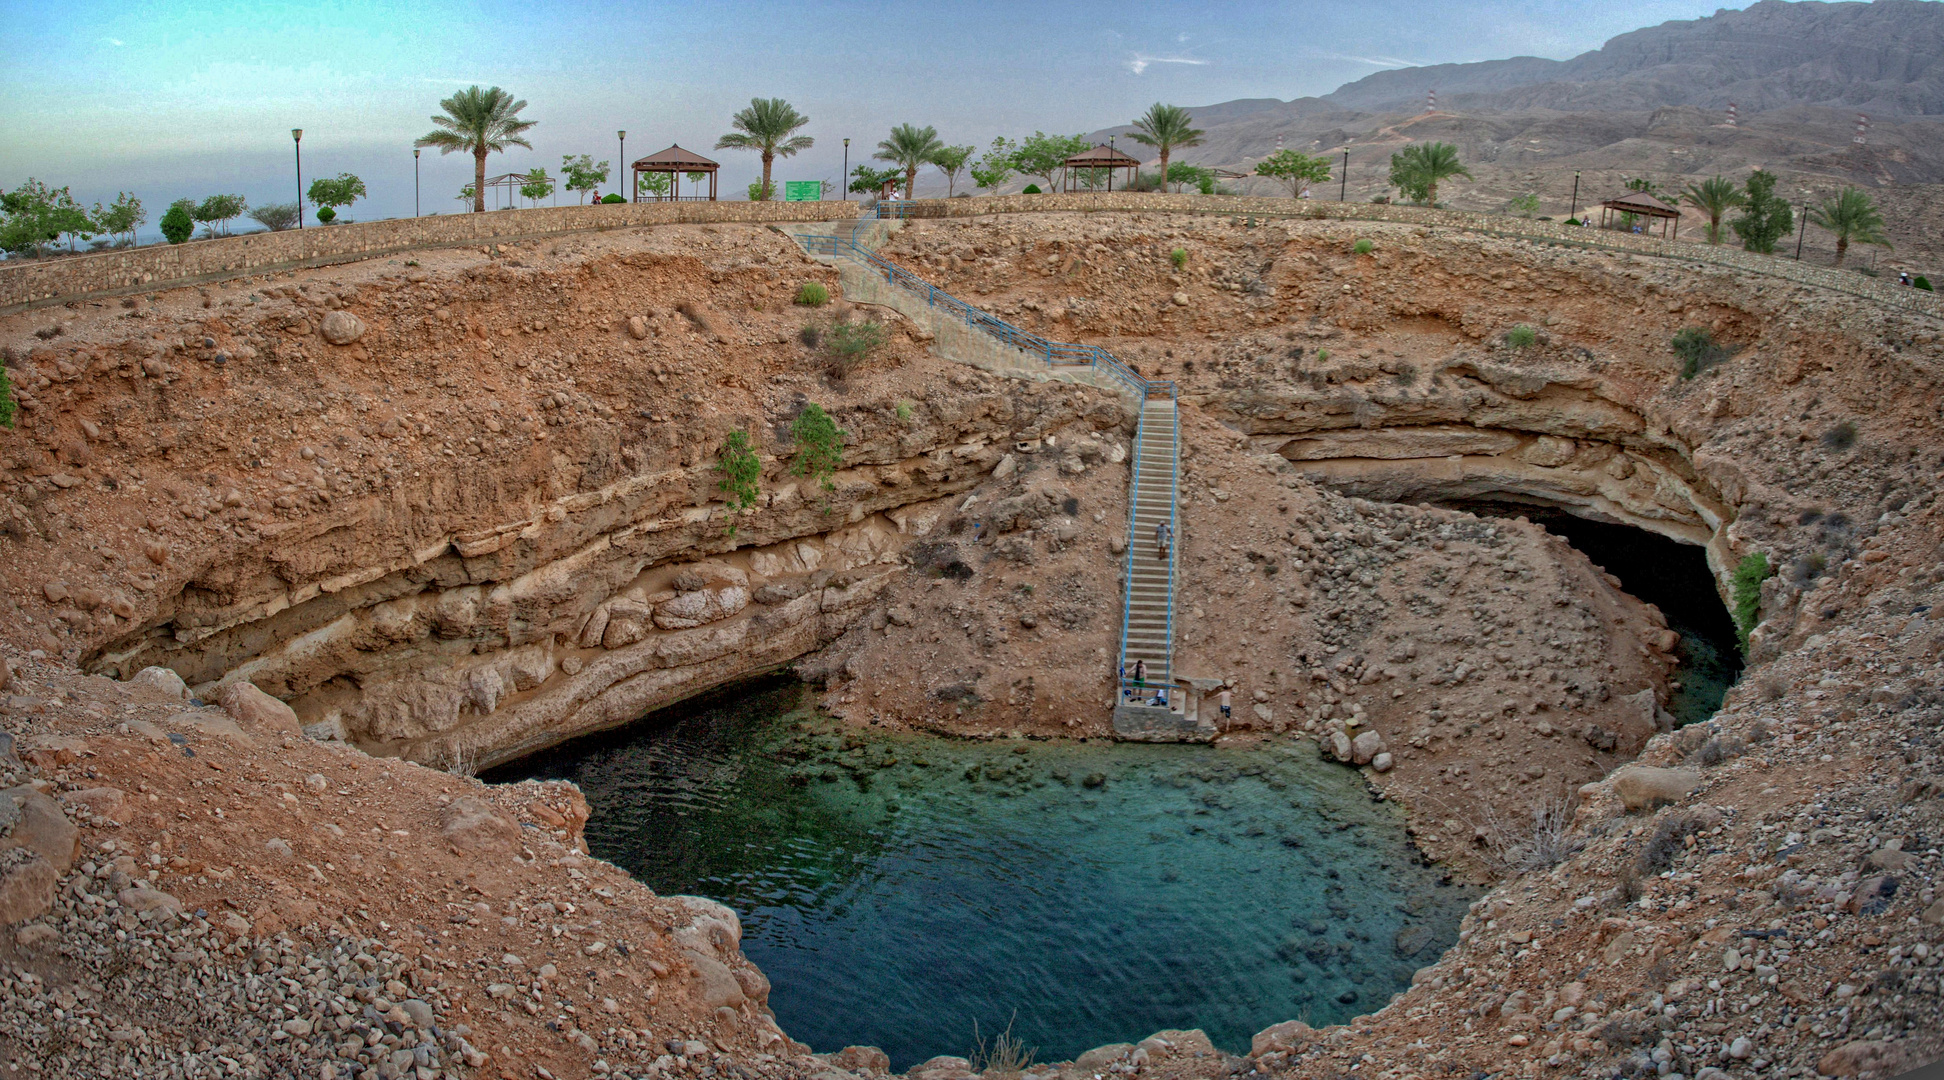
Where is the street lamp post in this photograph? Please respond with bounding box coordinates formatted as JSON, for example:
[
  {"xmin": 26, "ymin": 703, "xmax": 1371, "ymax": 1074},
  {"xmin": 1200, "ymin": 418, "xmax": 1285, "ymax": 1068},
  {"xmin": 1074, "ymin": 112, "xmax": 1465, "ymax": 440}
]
[
  {"xmin": 1340, "ymin": 150, "xmax": 1348, "ymax": 202},
  {"xmin": 843, "ymin": 138, "xmax": 850, "ymax": 201},
  {"xmin": 292, "ymin": 129, "xmax": 304, "ymax": 229},
  {"xmin": 1569, "ymin": 171, "xmax": 1581, "ymax": 223},
  {"xmin": 618, "ymin": 131, "xmax": 627, "ymax": 202},
  {"xmin": 414, "ymin": 148, "xmax": 421, "ymax": 217}
]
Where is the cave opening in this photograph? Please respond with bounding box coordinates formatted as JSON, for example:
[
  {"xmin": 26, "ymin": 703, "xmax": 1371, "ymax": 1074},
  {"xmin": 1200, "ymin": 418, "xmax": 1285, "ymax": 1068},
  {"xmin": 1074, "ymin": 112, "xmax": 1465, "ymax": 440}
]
[{"xmin": 1437, "ymin": 499, "xmax": 1743, "ymax": 725}]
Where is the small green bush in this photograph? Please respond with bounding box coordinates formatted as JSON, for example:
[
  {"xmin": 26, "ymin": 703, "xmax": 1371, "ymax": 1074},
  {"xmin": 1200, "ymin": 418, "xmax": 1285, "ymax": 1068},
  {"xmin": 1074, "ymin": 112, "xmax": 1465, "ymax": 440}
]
[
  {"xmin": 1352, "ymin": 238, "xmax": 1373, "ymax": 255},
  {"xmin": 0, "ymin": 363, "xmax": 16, "ymax": 429},
  {"xmin": 1506, "ymin": 324, "xmax": 1537, "ymax": 348},
  {"xmin": 1169, "ymin": 247, "xmax": 1187, "ymax": 269},
  {"xmin": 790, "ymin": 403, "xmax": 846, "ymax": 492},
  {"xmin": 1917, "ymin": 276, "xmax": 1934, "ymax": 291},
  {"xmin": 159, "ymin": 203, "xmax": 194, "ymax": 244},
  {"xmin": 895, "ymin": 399, "xmax": 914, "ymax": 422},
  {"xmin": 601, "ymin": 193, "xmax": 624, "ymax": 204},
  {"xmin": 715, "ymin": 430, "xmax": 762, "ymax": 525},
  {"xmin": 1564, "ymin": 217, "xmax": 1582, "ymax": 226},
  {"xmin": 1672, "ymin": 326, "xmax": 1731, "ymax": 379},
  {"xmin": 1315, "ymin": 348, "xmax": 1330, "ymax": 362},
  {"xmin": 1730, "ymin": 552, "xmax": 1771, "ymax": 652},
  {"xmin": 315, "ymin": 206, "xmax": 337, "ymax": 224},
  {"xmin": 1822, "ymin": 419, "xmax": 1858, "ymax": 450},
  {"xmin": 796, "ymin": 282, "xmax": 829, "ymax": 306},
  {"xmin": 1021, "ymin": 184, "xmax": 1041, "ymax": 194},
  {"xmin": 823, "ymin": 320, "xmax": 887, "ymax": 362}
]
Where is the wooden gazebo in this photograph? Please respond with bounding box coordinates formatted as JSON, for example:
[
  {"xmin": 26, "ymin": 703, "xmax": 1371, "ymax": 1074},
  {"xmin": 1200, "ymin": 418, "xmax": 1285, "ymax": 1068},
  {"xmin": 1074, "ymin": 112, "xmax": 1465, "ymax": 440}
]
[
  {"xmin": 482, "ymin": 173, "xmax": 540, "ymax": 209},
  {"xmin": 1062, "ymin": 144, "xmax": 1141, "ymax": 192},
  {"xmin": 631, "ymin": 145, "xmax": 718, "ymax": 202},
  {"xmin": 1599, "ymin": 191, "xmax": 1681, "ymax": 239}
]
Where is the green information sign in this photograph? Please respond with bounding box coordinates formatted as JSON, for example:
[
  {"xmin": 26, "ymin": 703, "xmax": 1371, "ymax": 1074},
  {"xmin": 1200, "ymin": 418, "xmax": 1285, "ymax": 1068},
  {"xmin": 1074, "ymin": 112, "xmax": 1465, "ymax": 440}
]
[{"xmin": 783, "ymin": 181, "xmax": 821, "ymax": 202}]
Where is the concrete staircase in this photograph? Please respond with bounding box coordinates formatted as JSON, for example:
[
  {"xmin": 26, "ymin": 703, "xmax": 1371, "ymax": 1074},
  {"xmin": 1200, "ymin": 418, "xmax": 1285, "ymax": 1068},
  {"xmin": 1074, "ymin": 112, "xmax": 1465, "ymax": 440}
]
[{"xmin": 782, "ymin": 224, "xmax": 1196, "ymax": 738}]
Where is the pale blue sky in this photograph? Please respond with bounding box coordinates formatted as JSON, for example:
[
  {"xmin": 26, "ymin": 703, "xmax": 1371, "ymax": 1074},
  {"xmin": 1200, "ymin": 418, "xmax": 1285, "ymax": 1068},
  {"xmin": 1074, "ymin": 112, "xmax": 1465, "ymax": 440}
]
[{"xmin": 2, "ymin": 0, "xmax": 1746, "ymax": 231}]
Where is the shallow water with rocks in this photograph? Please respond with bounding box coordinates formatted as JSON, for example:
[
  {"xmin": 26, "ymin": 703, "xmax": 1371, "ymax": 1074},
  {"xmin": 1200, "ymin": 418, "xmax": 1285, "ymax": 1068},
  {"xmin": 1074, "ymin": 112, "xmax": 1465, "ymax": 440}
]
[{"xmin": 497, "ymin": 679, "xmax": 1476, "ymax": 1068}]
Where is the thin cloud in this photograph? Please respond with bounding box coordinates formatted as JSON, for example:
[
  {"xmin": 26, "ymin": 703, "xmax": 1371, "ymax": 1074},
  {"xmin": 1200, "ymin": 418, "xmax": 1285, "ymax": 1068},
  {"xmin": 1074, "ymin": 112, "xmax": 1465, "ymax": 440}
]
[
  {"xmin": 1126, "ymin": 54, "xmax": 1209, "ymax": 75},
  {"xmin": 105, "ymin": 38, "xmax": 125, "ymax": 46},
  {"xmin": 1319, "ymin": 53, "xmax": 1422, "ymax": 68}
]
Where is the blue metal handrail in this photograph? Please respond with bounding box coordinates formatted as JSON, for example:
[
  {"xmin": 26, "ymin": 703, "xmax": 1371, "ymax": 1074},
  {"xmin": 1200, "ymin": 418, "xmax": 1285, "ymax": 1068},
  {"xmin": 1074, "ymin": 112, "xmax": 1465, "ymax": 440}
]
[{"xmin": 796, "ymin": 230, "xmax": 1177, "ymax": 706}]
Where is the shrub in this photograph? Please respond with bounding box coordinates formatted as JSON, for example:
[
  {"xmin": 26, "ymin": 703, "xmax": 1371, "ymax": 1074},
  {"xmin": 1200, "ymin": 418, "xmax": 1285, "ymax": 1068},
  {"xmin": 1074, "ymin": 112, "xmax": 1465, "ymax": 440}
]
[
  {"xmin": 1021, "ymin": 184, "xmax": 1041, "ymax": 194},
  {"xmin": 1917, "ymin": 275, "xmax": 1934, "ymax": 291},
  {"xmin": 1480, "ymin": 795, "xmax": 1582, "ymax": 876},
  {"xmin": 159, "ymin": 202, "xmax": 194, "ymax": 244},
  {"xmin": 1169, "ymin": 247, "xmax": 1187, "ymax": 269},
  {"xmin": 0, "ymin": 363, "xmax": 15, "ymax": 429},
  {"xmin": 969, "ymin": 1016, "xmax": 1036, "ymax": 1080},
  {"xmin": 248, "ymin": 202, "xmax": 301, "ymax": 232},
  {"xmin": 1315, "ymin": 348, "xmax": 1330, "ymax": 362},
  {"xmin": 895, "ymin": 399, "xmax": 914, "ymax": 422},
  {"xmin": 601, "ymin": 193, "xmax": 624, "ymax": 204},
  {"xmin": 1352, "ymin": 238, "xmax": 1373, "ymax": 255},
  {"xmin": 315, "ymin": 206, "xmax": 337, "ymax": 224},
  {"xmin": 823, "ymin": 320, "xmax": 887, "ymax": 362},
  {"xmin": 1822, "ymin": 420, "xmax": 1858, "ymax": 450},
  {"xmin": 1639, "ymin": 813, "xmax": 1707, "ymax": 874},
  {"xmin": 1564, "ymin": 217, "xmax": 1582, "ymax": 226},
  {"xmin": 796, "ymin": 281, "xmax": 829, "ymax": 306},
  {"xmin": 714, "ymin": 430, "xmax": 762, "ymax": 526},
  {"xmin": 1731, "ymin": 552, "xmax": 1771, "ymax": 651},
  {"xmin": 798, "ymin": 324, "xmax": 821, "ymax": 348},
  {"xmin": 1506, "ymin": 324, "xmax": 1537, "ymax": 348},
  {"xmin": 1672, "ymin": 326, "xmax": 1731, "ymax": 378},
  {"xmin": 790, "ymin": 403, "xmax": 845, "ymax": 491}
]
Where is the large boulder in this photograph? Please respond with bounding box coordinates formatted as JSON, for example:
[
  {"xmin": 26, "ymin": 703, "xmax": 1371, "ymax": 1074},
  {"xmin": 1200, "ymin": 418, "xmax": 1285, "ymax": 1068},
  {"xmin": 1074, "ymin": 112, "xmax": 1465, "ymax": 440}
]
[
  {"xmin": 683, "ymin": 950, "xmax": 746, "ymax": 1009},
  {"xmin": 218, "ymin": 681, "xmax": 303, "ymax": 737},
  {"xmin": 319, "ymin": 311, "xmax": 367, "ymax": 345},
  {"xmin": 1351, "ymin": 729, "xmax": 1388, "ymax": 766},
  {"xmin": 439, "ymin": 797, "xmax": 520, "ymax": 855},
  {"xmin": 1612, "ymin": 766, "xmax": 1702, "ymax": 811},
  {"xmin": 1251, "ymin": 1019, "xmax": 1319, "ymax": 1057},
  {"xmin": 0, "ymin": 787, "xmax": 81, "ymax": 872},
  {"xmin": 129, "ymin": 666, "xmax": 190, "ymax": 701}
]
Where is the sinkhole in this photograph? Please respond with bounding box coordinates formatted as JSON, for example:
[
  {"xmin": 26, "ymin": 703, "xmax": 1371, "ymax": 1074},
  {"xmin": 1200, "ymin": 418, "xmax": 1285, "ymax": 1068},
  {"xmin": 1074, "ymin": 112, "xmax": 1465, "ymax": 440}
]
[
  {"xmin": 1440, "ymin": 500, "xmax": 1743, "ymax": 725},
  {"xmin": 486, "ymin": 677, "xmax": 1476, "ymax": 1068}
]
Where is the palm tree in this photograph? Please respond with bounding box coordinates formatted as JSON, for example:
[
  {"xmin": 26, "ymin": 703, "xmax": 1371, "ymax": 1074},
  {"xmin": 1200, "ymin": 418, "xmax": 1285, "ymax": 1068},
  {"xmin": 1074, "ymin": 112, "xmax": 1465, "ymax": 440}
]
[
  {"xmin": 1808, "ymin": 186, "xmax": 1892, "ymax": 266},
  {"xmin": 874, "ymin": 124, "xmax": 945, "ymax": 200},
  {"xmin": 1389, "ymin": 142, "xmax": 1472, "ymax": 205},
  {"xmin": 1681, "ymin": 176, "xmax": 1744, "ymax": 245},
  {"xmin": 415, "ymin": 86, "xmax": 536, "ymax": 214},
  {"xmin": 716, "ymin": 98, "xmax": 813, "ymax": 202},
  {"xmin": 1127, "ymin": 104, "xmax": 1205, "ymax": 193}
]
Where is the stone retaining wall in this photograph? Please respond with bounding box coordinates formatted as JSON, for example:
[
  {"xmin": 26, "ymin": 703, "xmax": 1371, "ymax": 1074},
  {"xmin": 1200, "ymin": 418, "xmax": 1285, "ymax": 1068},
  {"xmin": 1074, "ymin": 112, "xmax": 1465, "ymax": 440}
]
[
  {"xmin": 887, "ymin": 192, "xmax": 1944, "ymax": 321},
  {"xmin": 0, "ymin": 200, "xmax": 863, "ymax": 313}
]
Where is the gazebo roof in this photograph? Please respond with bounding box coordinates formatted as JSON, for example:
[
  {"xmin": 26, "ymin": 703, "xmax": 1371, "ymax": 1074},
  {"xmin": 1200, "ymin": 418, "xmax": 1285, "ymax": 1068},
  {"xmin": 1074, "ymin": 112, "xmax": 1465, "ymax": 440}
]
[
  {"xmin": 1600, "ymin": 191, "xmax": 1680, "ymax": 218},
  {"xmin": 1063, "ymin": 144, "xmax": 1141, "ymax": 167},
  {"xmin": 632, "ymin": 145, "xmax": 719, "ymax": 171}
]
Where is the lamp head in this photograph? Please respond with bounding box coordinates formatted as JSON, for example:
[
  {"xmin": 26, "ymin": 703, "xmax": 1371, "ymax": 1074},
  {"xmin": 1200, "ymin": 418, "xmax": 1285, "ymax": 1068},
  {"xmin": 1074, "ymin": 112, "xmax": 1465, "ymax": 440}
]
[
  {"xmin": 292, "ymin": 128, "xmax": 303, "ymax": 143},
  {"xmin": 843, "ymin": 137, "xmax": 850, "ymax": 147},
  {"xmin": 414, "ymin": 148, "xmax": 421, "ymax": 159},
  {"xmin": 618, "ymin": 130, "xmax": 626, "ymax": 140}
]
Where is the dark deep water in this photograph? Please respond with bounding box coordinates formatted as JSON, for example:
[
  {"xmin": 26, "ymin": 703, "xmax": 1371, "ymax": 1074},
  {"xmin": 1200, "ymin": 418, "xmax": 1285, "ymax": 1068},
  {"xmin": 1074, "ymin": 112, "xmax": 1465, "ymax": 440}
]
[
  {"xmin": 487, "ymin": 679, "xmax": 1476, "ymax": 1069},
  {"xmin": 1445, "ymin": 501, "xmax": 1743, "ymax": 724}
]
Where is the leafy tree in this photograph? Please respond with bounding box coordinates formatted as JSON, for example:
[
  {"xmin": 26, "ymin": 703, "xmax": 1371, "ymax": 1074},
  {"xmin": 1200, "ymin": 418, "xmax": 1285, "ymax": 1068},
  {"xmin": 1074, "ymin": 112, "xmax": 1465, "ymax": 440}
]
[
  {"xmin": 159, "ymin": 199, "xmax": 195, "ymax": 244},
  {"xmin": 306, "ymin": 174, "xmax": 366, "ymax": 223},
  {"xmin": 1166, "ymin": 162, "xmax": 1213, "ymax": 194},
  {"xmin": 848, "ymin": 165, "xmax": 901, "ymax": 197},
  {"xmin": 415, "ymin": 85, "xmax": 537, "ymax": 214},
  {"xmin": 1622, "ymin": 176, "xmax": 1666, "ymax": 199},
  {"xmin": 789, "ymin": 403, "xmax": 845, "ymax": 493},
  {"xmin": 1681, "ymin": 176, "xmax": 1744, "ymax": 245},
  {"xmin": 248, "ymin": 203, "xmax": 300, "ymax": 232},
  {"xmin": 1010, "ymin": 131, "xmax": 1089, "ymax": 192},
  {"xmin": 1, "ymin": 180, "xmax": 69, "ymax": 256},
  {"xmin": 191, "ymin": 193, "xmax": 247, "ymax": 236},
  {"xmin": 1388, "ymin": 142, "xmax": 1471, "ymax": 205},
  {"xmin": 715, "ymin": 430, "xmax": 762, "ymax": 532},
  {"xmin": 455, "ymin": 184, "xmax": 476, "ymax": 209},
  {"xmin": 1730, "ymin": 170, "xmax": 1792, "ymax": 254},
  {"xmin": 715, "ymin": 97, "xmax": 813, "ymax": 202},
  {"xmin": 931, "ymin": 144, "xmax": 974, "ymax": 198},
  {"xmin": 874, "ymin": 123, "xmax": 944, "ymax": 200},
  {"xmin": 746, "ymin": 181, "xmax": 773, "ymax": 202},
  {"xmin": 1808, "ymin": 186, "xmax": 1891, "ymax": 267},
  {"xmin": 1730, "ymin": 552, "xmax": 1771, "ymax": 652},
  {"xmin": 561, "ymin": 155, "xmax": 610, "ymax": 203},
  {"xmin": 1508, "ymin": 192, "xmax": 1541, "ymax": 218},
  {"xmin": 518, "ymin": 167, "xmax": 554, "ymax": 205},
  {"xmin": 1126, "ymin": 104, "xmax": 1205, "ymax": 192},
  {"xmin": 95, "ymin": 192, "xmax": 145, "ymax": 245},
  {"xmin": 1254, "ymin": 149, "xmax": 1332, "ymax": 198},
  {"xmin": 969, "ymin": 136, "xmax": 1018, "ymax": 193},
  {"xmin": 636, "ymin": 170, "xmax": 671, "ymax": 199}
]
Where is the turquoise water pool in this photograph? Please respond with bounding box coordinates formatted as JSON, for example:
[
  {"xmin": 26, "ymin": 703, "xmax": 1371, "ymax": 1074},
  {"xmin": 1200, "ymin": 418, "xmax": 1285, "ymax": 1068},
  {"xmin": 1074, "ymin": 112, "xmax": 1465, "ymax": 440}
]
[{"xmin": 492, "ymin": 679, "xmax": 1474, "ymax": 1069}]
